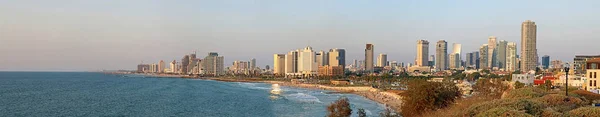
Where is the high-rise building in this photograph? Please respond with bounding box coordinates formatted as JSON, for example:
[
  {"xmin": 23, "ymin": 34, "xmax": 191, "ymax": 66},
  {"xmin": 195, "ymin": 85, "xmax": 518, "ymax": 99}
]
[
  {"xmin": 181, "ymin": 55, "xmax": 190, "ymax": 74},
  {"xmin": 377, "ymin": 53, "xmax": 388, "ymax": 67},
  {"xmin": 507, "ymin": 42, "xmax": 518, "ymax": 72},
  {"xmin": 188, "ymin": 53, "xmax": 197, "ymax": 74},
  {"xmin": 273, "ymin": 54, "xmax": 286, "ymax": 76},
  {"xmin": 435, "ymin": 40, "xmax": 447, "ymax": 70},
  {"xmin": 488, "ymin": 36, "xmax": 498, "ymax": 68},
  {"xmin": 170, "ymin": 60, "xmax": 177, "ymax": 73},
  {"xmin": 285, "ymin": 50, "xmax": 299, "ymax": 75},
  {"xmin": 449, "ymin": 53, "xmax": 460, "ymax": 69},
  {"xmin": 497, "ymin": 40, "xmax": 508, "ymax": 69},
  {"xmin": 298, "ymin": 46, "xmax": 317, "ymax": 77},
  {"xmin": 451, "ymin": 43, "xmax": 462, "ymax": 69},
  {"xmin": 316, "ymin": 50, "xmax": 329, "ymax": 67},
  {"xmin": 329, "ymin": 48, "xmax": 346, "ymax": 68},
  {"xmin": 158, "ymin": 60, "xmax": 165, "ymax": 73},
  {"xmin": 480, "ymin": 44, "xmax": 489, "ymax": 69},
  {"xmin": 542, "ymin": 55, "xmax": 550, "ymax": 69},
  {"xmin": 352, "ymin": 59, "xmax": 358, "ymax": 68},
  {"xmin": 429, "ymin": 55, "xmax": 435, "ymax": 66},
  {"xmin": 203, "ymin": 52, "xmax": 224, "ymax": 76},
  {"xmin": 466, "ymin": 52, "xmax": 474, "ymax": 68},
  {"xmin": 417, "ymin": 40, "xmax": 430, "ymax": 67},
  {"xmin": 250, "ymin": 58, "xmax": 256, "ymax": 70},
  {"xmin": 521, "ymin": 20, "xmax": 538, "ymax": 72},
  {"xmin": 365, "ymin": 44, "xmax": 374, "ymax": 72}
]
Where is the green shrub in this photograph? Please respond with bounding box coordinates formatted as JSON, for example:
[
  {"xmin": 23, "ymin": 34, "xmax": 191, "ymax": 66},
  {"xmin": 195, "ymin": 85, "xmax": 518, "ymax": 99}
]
[
  {"xmin": 464, "ymin": 99, "xmax": 544, "ymax": 116},
  {"xmin": 569, "ymin": 107, "xmax": 600, "ymax": 117},
  {"xmin": 504, "ymin": 87, "xmax": 546, "ymax": 99},
  {"xmin": 474, "ymin": 107, "xmax": 534, "ymax": 117}
]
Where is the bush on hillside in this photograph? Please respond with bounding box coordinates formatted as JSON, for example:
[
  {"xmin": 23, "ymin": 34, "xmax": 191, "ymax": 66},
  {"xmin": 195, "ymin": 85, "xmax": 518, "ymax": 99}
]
[
  {"xmin": 400, "ymin": 79, "xmax": 461, "ymax": 117},
  {"xmin": 504, "ymin": 87, "xmax": 546, "ymax": 99},
  {"xmin": 327, "ymin": 97, "xmax": 352, "ymax": 117},
  {"xmin": 474, "ymin": 78, "xmax": 509, "ymax": 97},
  {"xmin": 514, "ymin": 81, "xmax": 525, "ymax": 89},
  {"xmin": 541, "ymin": 109, "xmax": 570, "ymax": 117},
  {"xmin": 533, "ymin": 94, "xmax": 586, "ymax": 112},
  {"xmin": 568, "ymin": 107, "xmax": 600, "ymax": 117},
  {"xmin": 464, "ymin": 99, "xmax": 544, "ymax": 116},
  {"xmin": 474, "ymin": 107, "xmax": 534, "ymax": 117},
  {"xmin": 572, "ymin": 90, "xmax": 600, "ymax": 101}
]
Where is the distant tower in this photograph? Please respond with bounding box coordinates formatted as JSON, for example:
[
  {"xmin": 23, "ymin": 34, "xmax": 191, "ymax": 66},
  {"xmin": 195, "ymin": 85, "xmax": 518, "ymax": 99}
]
[
  {"xmin": 377, "ymin": 53, "xmax": 388, "ymax": 67},
  {"xmin": 507, "ymin": 42, "xmax": 518, "ymax": 72},
  {"xmin": 521, "ymin": 20, "xmax": 538, "ymax": 72},
  {"xmin": 273, "ymin": 54, "xmax": 286, "ymax": 75},
  {"xmin": 542, "ymin": 55, "xmax": 550, "ymax": 69},
  {"xmin": 158, "ymin": 60, "xmax": 165, "ymax": 73},
  {"xmin": 479, "ymin": 44, "xmax": 489, "ymax": 69},
  {"xmin": 329, "ymin": 48, "xmax": 346, "ymax": 68},
  {"xmin": 498, "ymin": 40, "xmax": 508, "ymax": 69},
  {"xmin": 435, "ymin": 40, "xmax": 447, "ymax": 70},
  {"xmin": 365, "ymin": 44, "xmax": 375, "ymax": 72},
  {"xmin": 488, "ymin": 36, "xmax": 498, "ymax": 68},
  {"xmin": 417, "ymin": 40, "xmax": 430, "ymax": 67}
]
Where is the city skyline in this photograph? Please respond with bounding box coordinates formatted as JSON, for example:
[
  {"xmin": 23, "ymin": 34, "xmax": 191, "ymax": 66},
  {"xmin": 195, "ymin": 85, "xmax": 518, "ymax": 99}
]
[{"xmin": 2, "ymin": 0, "xmax": 600, "ymax": 71}]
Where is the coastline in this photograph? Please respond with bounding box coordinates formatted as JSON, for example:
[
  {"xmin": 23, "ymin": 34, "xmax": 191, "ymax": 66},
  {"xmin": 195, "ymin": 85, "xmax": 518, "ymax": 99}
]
[
  {"xmin": 207, "ymin": 77, "xmax": 403, "ymax": 112},
  {"xmin": 109, "ymin": 72, "xmax": 403, "ymax": 112}
]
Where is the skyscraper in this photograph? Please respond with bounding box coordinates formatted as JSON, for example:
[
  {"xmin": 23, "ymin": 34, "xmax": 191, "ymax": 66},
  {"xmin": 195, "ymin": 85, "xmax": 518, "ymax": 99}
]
[
  {"xmin": 429, "ymin": 55, "xmax": 435, "ymax": 66},
  {"xmin": 365, "ymin": 44, "xmax": 374, "ymax": 72},
  {"xmin": 273, "ymin": 54, "xmax": 285, "ymax": 76},
  {"xmin": 466, "ymin": 52, "xmax": 474, "ymax": 68},
  {"xmin": 449, "ymin": 53, "xmax": 460, "ymax": 69},
  {"xmin": 377, "ymin": 53, "xmax": 388, "ymax": 67},
  {"xmin": 417, "ymin": 40, "xmax": 430, "ymax": 67},
  {"xmin": 435, "ymin": 40, "xmax": 447, "ymax": 70},
  {"xmin": 521, "ymin": 20, "xmax": 538, "ymax": 72},
  {"xmin": 328, "ymin": 48, "xmax": 346, "ymax": 68},
  {"xmin": 316, "ymin": 50, "xmax": 329, "ymax": 67},
  {"xmin": 497, "ymin": 40, "xmax": 508, "ymax": 69},
  {"xmin": 203, "ymin": 52, "xmax": 224, "ymax": 76},
  {"xmin": 488, "ymin": 36, "xmax": 498, "ymax": 68},
  {"xmin": 507, "ymin": 42, "xmax": 518, "ymax": 72},
  {"xmin": 451, "ymin": 43, "xmax": 462, "ymax": 69},
  {"xmin": 181, "ymin": 55, "xmax": 190, "ymax": 74},
  {"xmin": 250, "ymin": 58, "xmax": 256, "ymax": 70},
  {"xmin": 542, "ymin": 55, "xmax": 550, "ymax": 69},
  {"xmin": 298, "ymin": 46, "xmax": 317, "ymax": 76},
  {"xmin": 158, "ymin": 60, "xmax": 165, "ymax": 73},
  {"xmin": 170, "ymin": 60, "xmax": 177, "ymax": 73},
  {"xmin": 480, "ymin": 44, "xmax": 489, "ymax": 69},
  {"xmin": 285, "ymin": 50, "xmax": 299, "ymax": 75}
]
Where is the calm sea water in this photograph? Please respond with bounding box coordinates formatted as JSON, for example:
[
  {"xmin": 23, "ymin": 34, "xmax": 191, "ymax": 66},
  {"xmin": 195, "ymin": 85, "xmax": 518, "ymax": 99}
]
[{"xmin": 0, "ymin": 72, "xmax": 386, "ymax": 117}]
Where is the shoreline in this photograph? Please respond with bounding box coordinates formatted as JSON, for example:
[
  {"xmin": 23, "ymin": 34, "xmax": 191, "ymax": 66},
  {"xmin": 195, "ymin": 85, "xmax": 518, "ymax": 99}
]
[
  {"xmin": 207, "ymin": 77, "xmax": 403, "ymax": 112},
  {"xmin": 109, "ymin": 72, "xmax": 403, "ymax": 112}
]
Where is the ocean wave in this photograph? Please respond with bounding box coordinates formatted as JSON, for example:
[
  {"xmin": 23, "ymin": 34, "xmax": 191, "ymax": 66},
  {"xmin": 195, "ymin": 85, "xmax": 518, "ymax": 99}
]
[
  {"xmin": 237, "ymin": 82, "xmax": 270, "ymax": 90},
  {"xmin": 284, "ymin": 93, "xmax": 322, "ymax": 103}
]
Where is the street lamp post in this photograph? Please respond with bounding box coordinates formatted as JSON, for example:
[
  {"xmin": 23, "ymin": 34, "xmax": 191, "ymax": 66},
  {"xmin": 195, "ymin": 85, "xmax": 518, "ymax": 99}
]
[{"xmin": 564, "ymin": 64, "xmax": 570, "ymax": 102}]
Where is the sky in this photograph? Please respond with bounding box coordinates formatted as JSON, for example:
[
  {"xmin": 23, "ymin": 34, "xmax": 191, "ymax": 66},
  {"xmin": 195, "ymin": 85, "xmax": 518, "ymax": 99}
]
[{"xmin": 1, "ymin": 0, "xmax": 599, "ymax": 71}]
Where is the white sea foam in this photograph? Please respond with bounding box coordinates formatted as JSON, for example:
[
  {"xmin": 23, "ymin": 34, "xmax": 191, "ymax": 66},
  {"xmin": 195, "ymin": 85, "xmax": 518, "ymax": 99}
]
[
  {"xmin": 284, "ymin": 93, "xmax": 322, "ymax": 103},
  {"xmin": 237, "ymin": 82, "xmax": 270, "ymax": 90}
]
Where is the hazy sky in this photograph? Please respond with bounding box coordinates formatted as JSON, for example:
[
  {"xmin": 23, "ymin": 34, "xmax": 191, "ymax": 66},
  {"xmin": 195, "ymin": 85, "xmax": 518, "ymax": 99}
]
[{"xmin": 1, "ymin": 0, "xmax": 599, "ymax": 71}]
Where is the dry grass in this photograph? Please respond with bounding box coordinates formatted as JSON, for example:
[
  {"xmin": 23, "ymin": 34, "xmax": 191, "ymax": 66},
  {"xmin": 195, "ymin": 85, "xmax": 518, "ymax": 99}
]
[
  {"xmin": 420, "ymin": 96, "xmax": 498, "ymax": 117},
  {"xmin": 572, "ymin": 90, "xmax": 600, "ymax": 101}
]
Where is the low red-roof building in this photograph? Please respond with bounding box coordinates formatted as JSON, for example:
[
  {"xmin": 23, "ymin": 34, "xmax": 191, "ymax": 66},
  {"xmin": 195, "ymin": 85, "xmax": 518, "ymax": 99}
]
[{"xmin": 534, "ymin": 76, "xmax": 558, "ymax": 85}]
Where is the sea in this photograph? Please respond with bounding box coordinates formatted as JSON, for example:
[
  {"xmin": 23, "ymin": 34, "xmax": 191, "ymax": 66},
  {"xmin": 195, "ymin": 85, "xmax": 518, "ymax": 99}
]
[{"xmin": 0, "ymin": 72, "xmax": 386, "ymax": 117}]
